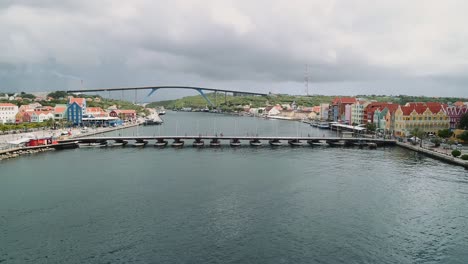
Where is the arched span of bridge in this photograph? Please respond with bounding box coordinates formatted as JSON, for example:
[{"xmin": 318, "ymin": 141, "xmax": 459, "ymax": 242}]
[{"xmin": 147, "ymin": 87, "xmax": 214, "ymax": 106}]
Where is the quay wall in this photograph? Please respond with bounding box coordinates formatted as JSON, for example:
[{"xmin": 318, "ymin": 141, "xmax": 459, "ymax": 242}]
[{"xmin": 396, "ymin": 142, "xmax": 468, "ymax": 169}]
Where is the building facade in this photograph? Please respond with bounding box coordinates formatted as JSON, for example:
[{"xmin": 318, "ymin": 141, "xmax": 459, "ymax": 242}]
[
  {"xmin": 444, "ymin": 105, "xmax": 468, "ymax": 130},
  {"xmin": 67, "ymin": 98, "xmax": 86, "ymax": 125},
  {"xmin": 394, "ymin": 103, "xmax": 449, "ymax": 137}
]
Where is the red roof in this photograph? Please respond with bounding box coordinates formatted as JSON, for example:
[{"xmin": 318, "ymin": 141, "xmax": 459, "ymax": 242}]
[
  {"xmin": 332, "ymin": 97, "xmax": 357, "ymax": 105},
  {"xmin": 69, "ymin": 98, "xmax": 85, "ymax": 107},
  {"xmin": 0, "ymin": 103, "xmax": 16, "ymax": 107},
  {"xmin": 54, "ymin": 107, "xmax": 66, "ymax": 114},
  {"xmin": 112, "ymin": 109, "xmax": 136, "ymax": 114}
]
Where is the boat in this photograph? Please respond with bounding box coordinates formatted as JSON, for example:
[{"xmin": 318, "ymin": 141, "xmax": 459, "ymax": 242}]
[
  {"xmin": 250, "ymin": 139, "xmax": 262, "ymax": 146},
  {"xmin": 317, "ymin": 122, "xmax": 330, "ymax": 129},
  {"xmin": 51, "ymin": 141, "xmax": 79, "ymax": 150},
  {"xmin": 158, "ymin": 110, "xmax": 166, "ymax": 115},
  {"xmin": 143, "ymin": 115, "xmax": 163, "ymax": 126},
  {"xmin": 354, "ymin": 141, "xmax": 366, "ymax": 148},
  {"xmin": 143, "ymin": 119, "xmax": 163, "ymax": 126},
  {"xmin": 310, "ymin": 121, "xmax": 319, "ymax": 127},
  {"xmin": 230, "ymin": 139, "xmax": 241, "ymax": 147},
  {"xmin": 368, "ymin": 142, "xmax": 377, "ymax": 149},
  {"xmin": 269, "ymin": 140, "xmax": 283, "ymax": 146},
  {"xmin": 328, "ymin": 140, "xmax": 346, "ymax": 147},
  {"xmin": 79, "ymin": 142, "xmax": 107, "ymax": 148},
  {"xmin": 288, "ymin": 139, "xmax": 304, "ymax": 146},
  {"xmin": 311, "ymin": 140, "xmax": 329, "ymax": 146}
]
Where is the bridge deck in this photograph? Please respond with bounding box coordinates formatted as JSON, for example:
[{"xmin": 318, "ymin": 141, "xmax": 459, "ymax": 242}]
[{"xmin": 60, "ymin": 136, "xmax": 396, "ymax": 143}]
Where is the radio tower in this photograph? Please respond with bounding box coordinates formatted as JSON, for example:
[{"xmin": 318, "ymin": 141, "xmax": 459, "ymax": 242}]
[{"xmin": 304, "ymin": 64, "xmax": 309, "ymax": 96}]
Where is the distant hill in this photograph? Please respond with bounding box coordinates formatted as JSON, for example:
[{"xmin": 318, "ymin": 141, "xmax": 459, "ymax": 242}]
[{"xmin": 146, "ymin": 93, "xmax": 467, "ymax": 112}]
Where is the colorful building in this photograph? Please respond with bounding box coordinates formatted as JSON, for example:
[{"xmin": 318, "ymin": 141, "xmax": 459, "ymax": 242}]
[
  {"xmin": 350, "ymin": 101, "xmax": 369, "ymax": 125},
  {"xmin": 53, "ymin": 104, "xmax": 67, "ymax": 120},
  {"xmin": 109, "ymin": 110, "xmax": 136, "ymax": 121},
  {"xmin": 0, "ymin": 103, "xmax": 19, "ymax": 124},
  {"xmin": 394, "ymin": 103, "xmax": 449, "ymax": 137},
  {"xmin": 444, "ymin": 105, "xmax": 468, "ymax": 130},
  {"xmin": 67, "ymin": 98, "xmax": 86, "ymax": 125},
  {"xmin": 331, "ymin": 97, "xmax": 357, "ymax": 122},
  {"xmin": 30, "ymin": 111, "xmax": 54, "ymax": 123}
]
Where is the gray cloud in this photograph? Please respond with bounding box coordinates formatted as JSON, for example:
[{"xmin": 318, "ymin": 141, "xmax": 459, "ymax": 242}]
[{"xmin": 0, "ymin": 0, "xmax": 467, "ymax": 98}]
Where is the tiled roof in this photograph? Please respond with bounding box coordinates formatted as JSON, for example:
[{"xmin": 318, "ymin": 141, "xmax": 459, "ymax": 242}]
[
  {"xmin": 332, "ymin": 97, "xmax": 357, "ymax": 105},
  {"xmin": 69, "ymin": 98, "xmax": 85, "ymax": 107},
  {"xmin": 0, "ymin": 103, "xmax": 17, "ymax": 107},
  {"xmin": 54, "ymin": 107, "xmax": 66, "ymax": 114}
]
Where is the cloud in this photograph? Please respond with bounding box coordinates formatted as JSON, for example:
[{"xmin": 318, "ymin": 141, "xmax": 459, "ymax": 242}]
[{"xmin": 0, "ymin": 0, "xmax": 467, "ymax": 98}]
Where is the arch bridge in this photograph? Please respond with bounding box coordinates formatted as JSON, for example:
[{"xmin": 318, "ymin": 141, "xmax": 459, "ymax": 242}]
[{"xmin": 66, "ymin": 86, "xmax": 269, "ymax": 107}]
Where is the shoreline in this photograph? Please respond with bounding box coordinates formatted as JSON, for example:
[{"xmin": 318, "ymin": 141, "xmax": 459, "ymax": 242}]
[
  {"xmin": 396, "ymin": 141, "xmax": 468, "ymax": 169},
  {"xmin": 0, "ymin": 123, "xmax": 140, "ymax": 161}
]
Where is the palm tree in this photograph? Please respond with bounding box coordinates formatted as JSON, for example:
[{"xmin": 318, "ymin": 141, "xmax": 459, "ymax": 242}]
[{"xmin": 410, "ymin": 127, "xmax": 425, "ymax": 147}]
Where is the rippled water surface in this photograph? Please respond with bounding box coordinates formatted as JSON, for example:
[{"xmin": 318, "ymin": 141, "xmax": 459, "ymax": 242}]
[{"xmin": 1, "ymin": 112, "xmax": 468, "ymax": 263}]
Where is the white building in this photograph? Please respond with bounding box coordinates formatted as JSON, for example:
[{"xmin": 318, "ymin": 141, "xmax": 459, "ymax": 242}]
[
  {"xmin": 350, "ymin": 101, "xmax": 369, "ymax": 125},
  {"xmin": 30, "ymin": 111, "xmax": 54, "ymax": 123},
  {"xmin": 0, "ymin": 103, "xmax": 19, "ymax": 124}
]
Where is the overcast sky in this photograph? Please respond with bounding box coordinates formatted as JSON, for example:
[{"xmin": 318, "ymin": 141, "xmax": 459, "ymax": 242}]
[{"xmin": 1, "ymin": 0, "xmax": 468, "ymax": 100}]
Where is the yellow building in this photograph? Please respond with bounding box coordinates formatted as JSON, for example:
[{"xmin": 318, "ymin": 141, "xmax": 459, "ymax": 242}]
[{"xmin": 394, "ymin": 103, "xmax": 449, "ymax": 137}]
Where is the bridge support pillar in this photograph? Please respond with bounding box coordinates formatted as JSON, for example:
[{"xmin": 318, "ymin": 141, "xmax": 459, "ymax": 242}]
[
  {"xmin": 147, "ymin": 88, "xmax": 160, "ymax": 97},
  {"xmin": 195, "ymin": 89, "xmax": 214, "ymax": 107}
]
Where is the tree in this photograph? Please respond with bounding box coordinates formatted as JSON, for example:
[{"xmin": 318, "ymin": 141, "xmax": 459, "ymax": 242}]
[
  {"xmin": 459, "ymin": 113, "xmax": 468, "ymax": 130},
  {"xmin": 410, "ymin": 127, "xmax": 425, "ymax": 147},
  {"xmin": 457, "ymin": 131, "xmax": 468, "ymax": 142},
  {"xmin": 430, "ymin": 137, "xmax": 441, "ymax": 147},
  {"xmin": 452, "ymin": 149, "xmax": 461, "ymax": 157},
  {"xmin": 47, "ymin": 91, "xmax": 68, "ymax": 99},
  {"xmin": 437, "ymin": 129, "xmax": 453, "ymax": 139},
  {"xmin": 366, "ymin": 123, "xmax": 376, "ymax": 133}
]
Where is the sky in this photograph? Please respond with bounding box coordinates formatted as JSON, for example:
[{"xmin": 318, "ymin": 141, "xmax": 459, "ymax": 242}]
[{"xmin": 1, "ymin": 0, "xmax": 468, "ymax": 100}]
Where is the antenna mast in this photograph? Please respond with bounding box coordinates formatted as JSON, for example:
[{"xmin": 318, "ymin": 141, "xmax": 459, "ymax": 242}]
[{"xmin": 304, "ymin": 64, "xmax": 309, "ymax": 96}]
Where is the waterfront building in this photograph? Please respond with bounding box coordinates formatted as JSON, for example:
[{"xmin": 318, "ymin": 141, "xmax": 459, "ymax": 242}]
[
  {"xmin": 268, "ymin": 107, "xmax": 281, "ymax": 116},
  {"xmin": 350, "ymin": 101, "xmax": 369, "ymax": 125},
  {"xmin": 109, "ymin": 109, "xmax": 136, "ymax": 121},
  {"xmin": 394, "ymin": 103, "xmax": 449, "ymax": 137},
  {"xmin": 320, "ymin": 103, "xmax": 329, "ymax": 121},
  {"xmin": 85, "ymin": 107, "xmax": 108, "ymax": 118},
  {"xmin": 30, "ymin": 111, "xmax": 54, "ymax": 123},
  {"xmin": 331, "ymin": 97, "xmax": 357, "ymax": 122},
  {"xmin": 373, "ymin": 104, "xmax": 399, "ymax": 134},
  {"xmin": 67, "ymin": 98, "xmax": 86, "ymax": 125},
  {"xmin": 0, "ymin": 103, "xmax": 19, "ymax": 124},
  {"xmin": 444, "ymin": 105, "xmax": 468, "ymax": 130},
  {"xmin": 53, "ymin": 105, "xmax": 67, "ymax": 120},
  {"xmin": 344, "ymin": 104, "xmax": 352, "ymax": 124}
]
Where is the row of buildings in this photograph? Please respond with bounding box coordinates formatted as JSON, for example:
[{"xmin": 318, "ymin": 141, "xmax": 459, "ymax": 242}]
[
  {"xmin": 0, "ymin": 97, "xmax": 137, "ymax": 126},
  {"xmin": 329, "ymin": 98, "xmax": 468, "ymax": 136},
  {"xmin": 242, "ymin": 98, "xmax": 467, "ymax": 137}
]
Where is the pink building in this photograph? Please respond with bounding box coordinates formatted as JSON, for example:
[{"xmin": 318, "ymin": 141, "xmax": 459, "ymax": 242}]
[{"xmin": 445, "ymin": 105, "xmax": 468, "ymax": 130}]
